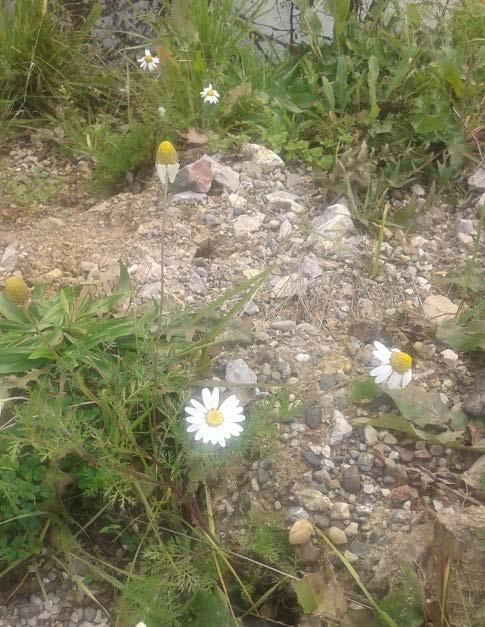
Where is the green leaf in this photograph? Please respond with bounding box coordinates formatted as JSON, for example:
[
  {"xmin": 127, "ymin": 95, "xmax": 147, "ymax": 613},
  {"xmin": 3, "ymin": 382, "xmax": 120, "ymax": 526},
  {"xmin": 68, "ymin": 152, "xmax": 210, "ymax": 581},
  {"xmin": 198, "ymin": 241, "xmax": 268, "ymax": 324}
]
[
  {"xmin": 321, "ymin": 76, "xmax": 335, "ymax": 111},
  {"xmin": 335, "ymin": 55, "xmax": 348, "ymax": 110},
  {"xmin": 350, "ymin": 378, "xmax": 381, "ymax": 402},
  {"xmin": 0, "ymin": 293, "xmax": 29, "ymax": 323},
  {"xmin": 435, "ymin": 51, "xmax": 464, "ymax": 99},
  {"xmin": 437, "ymin": 319, "xmax": 485, "ymax": 352},
  {"xmin": 368, "ymin": 55, "xmax": 380, "ymax": 119},
  {"xmin": 379, "ymin": 565, "xmax": 423, "ymax": 626},
  {"xmin": 326, "ymin": 0, "xmax": 350, "ymax": 39},
  {"xmin": 117, "ymin": 259, "xmax": 130, "ymax": 295},
  {"xmin": 386, "ymin": 385, "xmax": 465, "ymax": 430}
]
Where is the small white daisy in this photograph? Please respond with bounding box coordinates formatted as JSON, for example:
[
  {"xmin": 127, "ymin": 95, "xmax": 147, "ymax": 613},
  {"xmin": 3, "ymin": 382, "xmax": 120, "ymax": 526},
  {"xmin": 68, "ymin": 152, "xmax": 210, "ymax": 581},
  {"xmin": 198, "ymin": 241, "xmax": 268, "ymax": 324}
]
[
  {"xmin": 200, "ymin": 84, "xmax": 220, "ymax": 104},
  {"xmin": 370, "ymin": 341, "xmax": 413, "ymax": 389},
  {"xmin": 135, "ymin": 622, "xmax": 147, "ymax": 627},
  {"xmin": 185, "ymin": 388, "xmax": 245, "ymax": 447},
  {"xmin": 158, "ymin": 105, "xmax": 166, "ymax": 117},
  {"xmin": 137, "ymin": 49, "xmax": 159, "ymax": 71}
]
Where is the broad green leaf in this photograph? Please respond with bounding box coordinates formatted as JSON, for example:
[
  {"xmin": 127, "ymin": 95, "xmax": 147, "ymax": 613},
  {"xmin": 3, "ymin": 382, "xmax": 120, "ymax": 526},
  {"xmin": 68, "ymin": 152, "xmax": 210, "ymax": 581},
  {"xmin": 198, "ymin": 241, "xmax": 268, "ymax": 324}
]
[
  {"xmin": 437, "ymin": 319, "xmax": 485, "ymax": 352},
  {"xmin": 368, "ymin": 55, "xmax": 380, "ymax": 119},
  {"xmin": 386, "ymin": 385, "xmax": 467, "ymax": 430},
  {"xmin": 321, "ymin": 76, "xmax": 335, "ymax": 111},
  {"xmin": 350, "ymin": 378, "xmax": 381, "ymax": 402},
  {"xmin": 0, "ymin": 293, "xmax": 29, "ymax": 323}
]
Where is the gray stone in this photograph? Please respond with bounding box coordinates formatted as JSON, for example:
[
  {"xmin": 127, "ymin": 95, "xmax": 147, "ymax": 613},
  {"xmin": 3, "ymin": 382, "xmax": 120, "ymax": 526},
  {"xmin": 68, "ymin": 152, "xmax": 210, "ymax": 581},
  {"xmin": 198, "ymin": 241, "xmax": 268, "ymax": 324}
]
[
  {"xmin": 286, "ymin": 506, "xmax": 310, "ymax": 524},
  {"xmin": 357, "ymin": 452, "xmax": 375, "ymax": 472},
  {"xmin": 173, "ymin": 191, "xmax": 207, "ymax": 203},
  {"xmin": 203, "ymin": 213, "xmax": 221, "ymax": 226},
  {"xmin": 302, "ymin": 450, "xmax": 321, "ymax": 468},
  {"xmin": 330, "ymin": 502, "xmax": 351, "ymax": 520},
  {"xmin": 312, "ymin": 203, "xmax": 355, "ymax": 250},
  {"xmin": 226, "ymin": 359, "xmax": 257, "ymax": 386},
  {"xmin": 271, "ymin": 319, "xmax": 296, "ymax": 331},
  {"xmin": 301, "ymin": 255, "xmax": 322, "ymax": 279},
  {"xmin": 257, "ymin": 467, "xmax": 270, "ymax": 483},
  {"xmin": 305, "ymin": 406, "xmax": 322, "ymax": 429},
  {"xmin": 298, "ymin": 542, "xmax": 321, "ymax": 565},
  {"xmin": 318, "ymin": 374, "xmax": 337, "ymax": 391},
  {"xmin": 313, "ymin": 469, "xmax": 331, "ymax": 485},
  {"xmin": 468, "ymin": 167, "xmax": 485, "ymax": 191},
  {"xmin": 233, "ymin": 213, "xmax": 264, "ymax": 236},
  {"xmin": 455, "ymin": 218, "xmax": 475, "ymax": 235},
  {"xmin": 44, "ymin": 216, "xmax": 65, "ymax": 229},
  {"xmin": 199, "ymin": 155, "xmax": 240, "ymax": 192},
  {"xmin": 278, "ymin": 219, "xmax": 292, "ymax": 240},
  {"xmin": 329, "ymin": 410, "xmax": 352, "ymax": 446},
  {"xmin": 188, "ymin": 271, "xmax": 206, "ymax": 294},
  {"xmin": 0, "ymin": 244, "xmax": 17, "ymax": 272},
  {"xmin": 349, "ymin": 541, "xmax": 368, "ymax": 556},
  {"xmin": 265, "ymin": 190, "xmax": 298, "ymax": 209},
  {"xmin": 174, "ymin": 157, "xmax": 213, "ymax": 193}
]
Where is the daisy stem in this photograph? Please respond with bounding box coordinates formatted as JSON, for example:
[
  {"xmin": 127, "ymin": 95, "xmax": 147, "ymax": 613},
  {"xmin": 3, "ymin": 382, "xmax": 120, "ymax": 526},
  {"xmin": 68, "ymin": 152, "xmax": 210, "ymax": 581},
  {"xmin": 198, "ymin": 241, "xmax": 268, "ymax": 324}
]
[{"xmin": 151, "ymin": 173, "xmax": 168, "ymax": 471}]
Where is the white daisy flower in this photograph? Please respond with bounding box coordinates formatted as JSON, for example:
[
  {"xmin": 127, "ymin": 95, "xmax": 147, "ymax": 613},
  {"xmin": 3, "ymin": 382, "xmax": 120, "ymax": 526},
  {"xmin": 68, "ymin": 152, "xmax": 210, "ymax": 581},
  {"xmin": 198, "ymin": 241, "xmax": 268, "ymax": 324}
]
[
  {"xmin": 158, "ymin": 105, "xmax": 166, "ymax": 117},
  {"xmin": 200, "ymin": 84, "xmax": 220, "ymax": 104},
  {"xmin": 370, "ymin": 341, "xmax": 413, "ymax": 389},
  {"xmin": 185, "ymin": 388, "xmax": 245, "ymax": 447},
  {"xmin": 135, "ymin": 622, "xmax": 146, "ymax": 627},
  {"xmin": 137, "ymin": 49, "xmax": 159, "ymax": 71}
]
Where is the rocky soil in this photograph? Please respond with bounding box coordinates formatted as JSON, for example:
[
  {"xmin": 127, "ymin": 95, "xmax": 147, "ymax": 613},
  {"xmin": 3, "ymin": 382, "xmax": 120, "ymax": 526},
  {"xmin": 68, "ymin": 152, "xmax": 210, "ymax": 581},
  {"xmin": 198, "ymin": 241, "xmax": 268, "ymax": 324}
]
[{"xmin": 1, "ymin": 136, "xmax": 484, "ymax": 626}]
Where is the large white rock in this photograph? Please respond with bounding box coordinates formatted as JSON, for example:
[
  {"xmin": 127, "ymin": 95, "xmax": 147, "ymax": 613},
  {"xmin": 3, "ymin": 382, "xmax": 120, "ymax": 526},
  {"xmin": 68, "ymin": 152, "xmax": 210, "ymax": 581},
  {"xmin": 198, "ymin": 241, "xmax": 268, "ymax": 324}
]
[
  {"xmin": 311, "ymin": 203, "xmax": 355, "ymax": 250},
  {"xmin": 233, "ymin": 213, "xmax": 264, "ymax": 236},
  {"xmin": 468, "ymin": 168, "xmax": 485, "ymax": 191},
  {"xmin": 329, "ymin": 410, "xmax": 353, "ymax": 446},
  {"xmin": 423, "ymin": 295, "xmax": 458, "ymax": 324}
]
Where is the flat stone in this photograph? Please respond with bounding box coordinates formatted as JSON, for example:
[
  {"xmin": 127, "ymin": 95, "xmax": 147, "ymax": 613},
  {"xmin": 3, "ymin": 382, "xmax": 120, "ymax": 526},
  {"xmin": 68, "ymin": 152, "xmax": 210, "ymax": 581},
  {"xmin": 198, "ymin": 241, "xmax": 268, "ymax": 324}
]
[
  {"xmin": 302, "ymin": 450, "xmax": 321, "ymax": 468},
  {"xmin": 298, "ymin": 541, "xmax": 322, "ymax": 565},
  {"xmin": 330, "ymin": 502, "xmax": 351, "ymax": 520},
  {"xmin": 233, "ymin": 213, "xmax": 263, "ymax": 236},
  {"xmin": 364, "ymin": 424, "xmax": 378, "ymax": 446},
  {"xmin": 265, "ymin": 190, "xmax": 298, "ymax": 209},
  {"xmin": 199, "ymin": 155, "xmax": 240, "ymax": 192},
  {"xmin": 173, "ymin": 191, "xmax": 207, "ymax": 203},
  {"xmin": 399, "ymin": 449, "xmax": 414, "ymax": 463},
  {"xmin": 341, "ymin": 465, "xmax": 361, "ymax": 494},
  {"xmin": 301, "ymin": 255, "xmax": 322, "ymax": 279},
  {"xmin": 423, "ymin": 295, "xmax": 458, "ymax": 325},
  {"xmin": 296, "ymin": 488, "xmax": 331, "ymax": 512},
  {"xmin": 241, "ymin": 143, "xmax": 285, "ymax": 172},
  {"xmin": 440, "ymin": 348, "xmax": 459, "ymax": 368},
  {"xmin": 468, "ymin": 167, "xmax": 485, "ymax": 191},
  {"xmin": 272, "ymin": 273, "xmax": 305, "ymax": 299},
  {"xmin": 43, "ymin": 216, "xmax": 65, "ymax": 229},
  {"xmin": 271, "ymin": 319, "xmax": 296, "ymax": 331},
  {"xmin": 318, "ymin": 374, "xmax": 337, "ymax": 391},
  {"xmin": 329, "ymin": 410, "xmax": 353, "ymax": 446},
  {"xmin": 327, "ymin": 526, "xmax": 347, "ymax": 545},
  {"xmin": 286, "ymin": 506, "xmax": 310, "ymax": 524},
  {"xmin": 349, "ymin": 540, "xmax": 368, "ymax": 556},
  {"xmin": 391, "ymin": 484, "xmax": 413, "ymax": 504},
  {"xmin": 312, "ymin": 203, "xmax": 355, "ymax": 250},
  {"xmin": 305, "ymin": 406, "xmax": 322, "ymax": 429},
  {"xmin": 455, "ymin": 218, "xmax": 475, "ymax": 235},
  {"xmin": 226, "ymin": 359, "xmax": 257, "ymax": 386}
]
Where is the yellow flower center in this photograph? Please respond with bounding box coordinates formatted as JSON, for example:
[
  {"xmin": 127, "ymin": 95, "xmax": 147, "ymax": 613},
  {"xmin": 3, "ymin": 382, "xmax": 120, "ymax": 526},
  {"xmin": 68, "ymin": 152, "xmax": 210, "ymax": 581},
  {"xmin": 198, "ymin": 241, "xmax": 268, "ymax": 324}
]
[
  {"xmin": 389, "ymin": 351, "xmax": 412, "ymax": 374},
  {"xmin": 156, "ymin": 140, "xmax": 178, "ymax": 165},
  {"xmin": 206, "ymin": 89, "xmax": 214, "ymax": 96},
  {"xmin": 144, "ymin": 54, "xmax": 153, "ymax": 62},
  {"xmin": 4, "ymin": 276, "xmax": 29, "ymax": 306},
  {"xmin": 206, "ymin": 409, "xmax": 224, "ymax": 427}
]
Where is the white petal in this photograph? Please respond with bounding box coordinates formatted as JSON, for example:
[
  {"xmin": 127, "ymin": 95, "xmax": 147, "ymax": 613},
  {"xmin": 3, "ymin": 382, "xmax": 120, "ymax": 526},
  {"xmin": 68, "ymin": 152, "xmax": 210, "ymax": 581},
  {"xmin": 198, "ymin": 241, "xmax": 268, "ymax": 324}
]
[
  {"xmin": 167, "ymin": 163, "xmax": 180, "ymax": 183},
  {"xmin": 145, "ymin": 49, "xmax": 151, "ymax": 56},
  {"xmin": 219, "ymin": 395, "xmax": 240, "ymax": 413},
  {"xmin": 374, "ymin": 371, "xmax": 391, "ymax": 384},
  {"xmin": 187, "ymin": 423, "xmax": 202, "ymax": 432},
  {"xmin": 208, "ymin": 84, "xmax": 213, "ymax": 90},
  {"xmin": 185, "ymin": 414, "xmax": 205, "ymax": 424},
  {"xmin": 194, "ymin": 425, "xmax": 206, "ymax": 441},
  {"xmin": 189, "ymin": 398, "xmax": 206, "ymax": 412},
  {"xmin": 225, "ymin": 412, "xmax": 245, "ymax": 423},
  {"xmin": 156, "ymin": 163, "xmax": 167, "ymax": 184},
  {"xmin": 388, "ymin": 371, "xmax": 403, "ymax": 389},
  {"xmin": 401, "ymin": 369, "xmax": 413, "ymax": 388},
  {"xmin": 217, "ymin": 433, "xmax": 226, "ymax": 447},
  {"xmin": 370, "ymin": 365, "xmax": 392, "ymax": 378},
  {"xmin": 209, "ymin": 429, "xmax": 219, "ymax": 445},
  {"xmin": 153, "ymin": 57, "xmax": 159, "ymax": 64},
  {"xmin": 211, "ymin": 388, "xmax": 220, "ymax": 409},
  {"xmin": 202, "ymin": 388, "xmax": 213, "ymax": 410},
  {"xmin": 373, "ymin": 341, "xmax": 391, "ymax": 358},
  {"xmin": 224, "ymin": 422, "xmax": 243, "ymax": 436},
  {"xmin": 137, "ymin": 56, "xmax": 144, "ymax": 63},
  {"xmin": 185, "ymin": 406, "xmax": 204, "ymax": 417}
]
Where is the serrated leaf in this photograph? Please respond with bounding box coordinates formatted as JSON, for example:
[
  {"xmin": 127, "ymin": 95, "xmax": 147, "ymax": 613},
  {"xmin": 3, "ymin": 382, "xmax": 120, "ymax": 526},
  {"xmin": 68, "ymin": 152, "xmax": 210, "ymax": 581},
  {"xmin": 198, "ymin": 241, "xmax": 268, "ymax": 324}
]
[{"xmin": 350, "ymin": 378, "xmax": 381, "ymax": 402}]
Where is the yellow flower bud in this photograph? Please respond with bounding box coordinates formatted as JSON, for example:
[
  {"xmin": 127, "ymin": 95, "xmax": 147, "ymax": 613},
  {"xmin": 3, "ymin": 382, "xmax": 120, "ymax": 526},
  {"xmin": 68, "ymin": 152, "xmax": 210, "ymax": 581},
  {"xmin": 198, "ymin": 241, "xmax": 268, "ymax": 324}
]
[
  {"xmin": 156, "ymin": 140, "xmax": 178, "ymax": 166},
  {"xmin": 4, "ymin": 276, "xmax": 30, "ymax": 306}
]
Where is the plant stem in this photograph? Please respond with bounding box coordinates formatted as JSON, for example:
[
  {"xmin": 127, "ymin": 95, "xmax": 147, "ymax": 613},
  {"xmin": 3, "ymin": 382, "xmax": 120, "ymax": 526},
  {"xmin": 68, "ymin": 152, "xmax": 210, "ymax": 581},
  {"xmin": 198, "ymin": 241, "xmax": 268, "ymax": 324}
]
[{"xmin": 151, "ymin": 173, "xmax": 168, "ymax": 471}]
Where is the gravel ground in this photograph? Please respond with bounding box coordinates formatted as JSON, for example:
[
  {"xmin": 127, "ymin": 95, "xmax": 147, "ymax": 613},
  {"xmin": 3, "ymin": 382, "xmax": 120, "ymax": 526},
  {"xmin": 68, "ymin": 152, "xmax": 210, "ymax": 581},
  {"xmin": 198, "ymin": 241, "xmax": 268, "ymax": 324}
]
[{"xmin": 1, "ymin": 137, "xmax": 484, "ymax": 625}]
